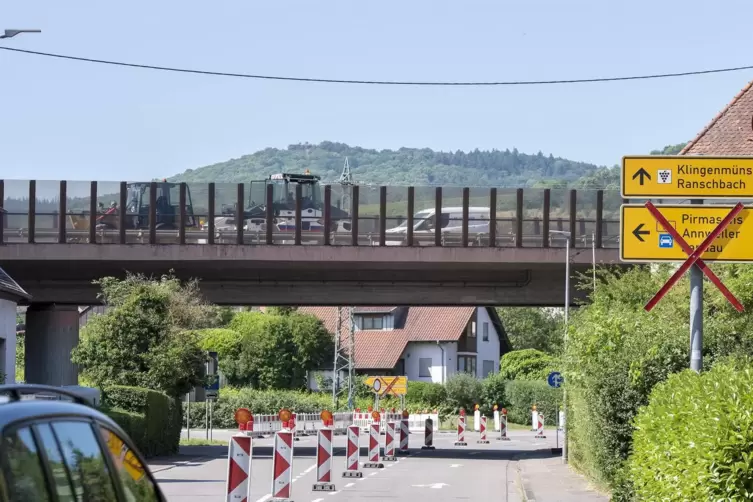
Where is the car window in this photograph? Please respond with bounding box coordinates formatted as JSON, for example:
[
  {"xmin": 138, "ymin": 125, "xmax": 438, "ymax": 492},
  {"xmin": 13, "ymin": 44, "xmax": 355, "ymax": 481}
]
[
  {"xmin": 1, "ymin": 426, "xmax": 51, "ymax": 502},
  {"xmin": 35, "ymin": 424, "xmax": 77, "ymax": 502},
  {"xmin": 51, "ymin": 421, "xmax": 118, "ymax": 502},
  {"xmin": 98, "ymin": 425, "xmax": 160, "ymax": 502}
]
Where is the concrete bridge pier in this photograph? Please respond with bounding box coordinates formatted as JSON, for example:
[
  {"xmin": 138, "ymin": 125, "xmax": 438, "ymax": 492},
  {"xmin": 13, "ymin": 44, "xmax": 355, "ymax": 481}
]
[{"xmin": 24, "ymin": 304, "xmax": 79, "ymax": 386}]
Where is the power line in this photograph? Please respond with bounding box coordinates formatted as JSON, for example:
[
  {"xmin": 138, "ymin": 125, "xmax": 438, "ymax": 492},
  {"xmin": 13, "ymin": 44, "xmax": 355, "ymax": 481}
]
[{"xmin": 2, "ymin": 46, "xmax": 753, "ymax": 86}]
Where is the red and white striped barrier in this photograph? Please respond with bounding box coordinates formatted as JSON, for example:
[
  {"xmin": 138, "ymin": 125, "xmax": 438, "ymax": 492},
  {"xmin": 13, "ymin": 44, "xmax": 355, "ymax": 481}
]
[
  {"xmin": 477, "ymin": 415, "xmax": 490, "ymax": 444},
  {"xmin": 399, "ymin": 417, "xmax": 409, "ymax": 453},
  {"xmin": 421, "ymin": 417, "xmax": 435, "ymax": 450},
  {"xmin": 342, "ymin": 425, "xmax": 363, "ymax": 478},
  {"xmin": 313, "ymin": 425, "xmax": 335, "ymax": 491},
  {"xmin": 454, "ymin": 412, "xmax": 468, "ymax": 446},
  {"xmin": 290, "ymin": 414, "xmax": 299, "ymax": 442},
  {"xmin": 383, "ymin": 421, "xmax": 397, "ymax": 461},
  {"xmin": 364, "ymin": 423, "xmax": 384, "ymax": 468},
  {"xmin": 498, "ymin": 412, "xmax": 511, "ymax": 441},
  {"xmin": 534, "ymin": 413, "xmax": 546, "ymax": 439},
  {"xmin": 226, "ymin": 434, "xmax": 252, "ymax": 502},
  {"xmin": 271, "ymin": 429, "xmax": 294, "ymax": 500}
]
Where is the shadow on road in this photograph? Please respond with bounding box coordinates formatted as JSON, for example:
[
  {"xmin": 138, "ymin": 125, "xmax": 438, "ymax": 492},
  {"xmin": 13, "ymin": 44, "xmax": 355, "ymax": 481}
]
[{"xmin": 156, "ymin": 478, "xmax": 225, "ymax": 484}]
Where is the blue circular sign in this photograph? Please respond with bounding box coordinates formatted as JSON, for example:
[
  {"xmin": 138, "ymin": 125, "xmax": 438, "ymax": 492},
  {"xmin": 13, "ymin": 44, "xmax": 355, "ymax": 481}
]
[{"xmin": 547, "ymin": 371, "xmax": 563, "ymax": 388}]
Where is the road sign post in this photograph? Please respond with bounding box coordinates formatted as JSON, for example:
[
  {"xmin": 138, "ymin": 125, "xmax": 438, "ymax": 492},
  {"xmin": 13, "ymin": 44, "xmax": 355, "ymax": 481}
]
[
  {"xmin": 547, "ymin": 372, "xmax": 563, "ymax": 389},
  {"xmin": 620, "ymin": 197, "xmax": 745, "ymax": 375}
]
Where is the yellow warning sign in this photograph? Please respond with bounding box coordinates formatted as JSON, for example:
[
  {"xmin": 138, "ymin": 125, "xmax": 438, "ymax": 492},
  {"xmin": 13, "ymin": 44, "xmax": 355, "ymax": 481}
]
[{"xmin": 363, "ymin": 376, "xmax": 407, "ymax": 396}]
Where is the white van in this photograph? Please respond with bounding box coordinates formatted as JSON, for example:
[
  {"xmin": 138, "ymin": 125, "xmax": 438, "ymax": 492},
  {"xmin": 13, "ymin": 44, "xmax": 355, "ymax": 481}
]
[{"xmin": 384, "ymin": 206, "xmax": 490, "ymax": 245}]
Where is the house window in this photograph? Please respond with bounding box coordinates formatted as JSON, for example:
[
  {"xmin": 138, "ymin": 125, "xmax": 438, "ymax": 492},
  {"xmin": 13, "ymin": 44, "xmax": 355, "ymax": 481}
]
[
  {"xmin": 419, "ymin": 358, "xmax": 432, "ymax": 378},
  {"xmin": 467, "ymin": 322, "xmax": 476, "ymax": 338},
  {"xmin": 358, "ymin": 315, "xmax": 384, "ymax": 330},
  {"xmin": 482, "ymin": 322, "xmax": 489, "ymax": 342},
  {"xmin": 457, "ymin": 355, "xmax": 476, "ymax": 376},
  {"xmin": 482, "ymin": 360, "xmax": 495, "ymax": 377}
]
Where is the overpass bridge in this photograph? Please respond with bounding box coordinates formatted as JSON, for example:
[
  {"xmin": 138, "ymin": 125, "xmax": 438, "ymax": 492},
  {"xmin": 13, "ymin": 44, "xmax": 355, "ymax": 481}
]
[{"xmin": 3, "ymin": 179, "xmax": 625, "ymax": 387}]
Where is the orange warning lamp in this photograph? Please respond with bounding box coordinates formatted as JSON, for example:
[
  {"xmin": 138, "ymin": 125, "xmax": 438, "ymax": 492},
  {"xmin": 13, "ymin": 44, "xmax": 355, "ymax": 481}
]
[
  {"xmin": 367, "ymin": 405, "xmax": 373, "ymax": 412},
  {"xmin": 532, "ymin": 404, "xmax": 537, "ymax": 411},
  {"xmin": 279, "ymin": 408, "xmax": 292, "ymax": 425},
  {"xmin": 371, "ymin": 411, "xmax": 381, "ymax": 421},
  {"xmin": 402, "ymin": 409, "xmax": 409, "ymax": 419},
  {"xmin": 459, "ymin": 408, "xmax": 466, "ymax": 416},
  {"xmin": 391, "ymin": 407, "xmax": 395, "ymax": 413},
  {"xmin": 234, "ymin": 407, "xmax": 252, "ymax": 426},
  {"xmin": 502, "ymin": 408, "xmax": 508, "ymax": 415},
  {"xmin": 356, "ymin": 408, "xmax": 361, "ymax": 413},
  {"xmin": 474, "ymin": 404, "xmax": 479, "ymax": 411},
  {"xmin": 493, "ymin": 404, "xmax": 498, "ymax": 411},
  {"xmin": 321, "ymin": 410, "xmax": 333, "ymax": 426}
]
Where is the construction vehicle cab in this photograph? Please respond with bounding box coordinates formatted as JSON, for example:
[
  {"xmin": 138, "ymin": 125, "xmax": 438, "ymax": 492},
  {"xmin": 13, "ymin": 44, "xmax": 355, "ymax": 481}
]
[{"xmin": 119, "ymin": 181, "xmax": 197, "ymax": 230}]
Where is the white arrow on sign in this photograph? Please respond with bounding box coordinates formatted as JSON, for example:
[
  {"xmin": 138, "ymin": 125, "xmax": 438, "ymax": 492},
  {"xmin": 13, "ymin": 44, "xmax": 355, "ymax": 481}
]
[{"xmin": 412, "ymin": 483, "xmax": 449, "ymax": 489}]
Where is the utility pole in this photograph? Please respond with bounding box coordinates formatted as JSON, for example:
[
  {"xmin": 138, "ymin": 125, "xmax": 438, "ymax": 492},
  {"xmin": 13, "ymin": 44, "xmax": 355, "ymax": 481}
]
[
  {"xmin": 332, "ymin": 306, "xmax": 356, "ymax": 410},
  {"xmin": 339, "ymin": 157, "xmax": 353, "ymax": 211}
]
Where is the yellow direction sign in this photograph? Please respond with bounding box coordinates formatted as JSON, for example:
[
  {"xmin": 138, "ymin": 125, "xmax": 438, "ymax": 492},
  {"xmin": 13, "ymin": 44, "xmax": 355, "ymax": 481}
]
[
  {"xmin": 363, "ymin": 376, "xmax": 407, "ymax": 396},
  {"xmin": 620, "ymin": 204, "xmax": 753, "ymax": 263},
  {"xmin": 621, "ymin": 156, "xmax": 753, "ymax": 199}
]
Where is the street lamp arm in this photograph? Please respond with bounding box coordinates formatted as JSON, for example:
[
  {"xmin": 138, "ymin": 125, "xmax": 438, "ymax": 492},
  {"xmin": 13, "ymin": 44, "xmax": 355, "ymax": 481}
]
[{"xmin": 1, "ymin": 29, "xmax": 42, "ymax": 39}]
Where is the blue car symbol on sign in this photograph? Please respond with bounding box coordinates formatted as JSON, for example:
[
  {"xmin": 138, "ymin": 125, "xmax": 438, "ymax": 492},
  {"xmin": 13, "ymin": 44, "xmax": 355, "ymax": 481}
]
[
  {"xmin": 659, "ymin": 234, "xmax": 673, "ymax": 249},
  {"xmin": 547, "ymin": 371, "xmax": 563, "ymax": 388}
]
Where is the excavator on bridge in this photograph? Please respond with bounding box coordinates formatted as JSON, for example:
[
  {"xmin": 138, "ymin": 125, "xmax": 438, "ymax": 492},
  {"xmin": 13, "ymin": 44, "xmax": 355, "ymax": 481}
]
[
  {"xmin": 220, "ymin": 170, "xmax": 351, "ymax": 233},
  {"xmin": 69, "ymin": 180, "xmax": 198, "ymax": 232}
]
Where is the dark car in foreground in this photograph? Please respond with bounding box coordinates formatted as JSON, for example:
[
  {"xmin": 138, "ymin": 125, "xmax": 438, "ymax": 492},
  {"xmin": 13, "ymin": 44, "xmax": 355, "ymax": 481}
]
[{"xmin": 0, "ymin": 384, "xmax": 166, "ymax": 502}]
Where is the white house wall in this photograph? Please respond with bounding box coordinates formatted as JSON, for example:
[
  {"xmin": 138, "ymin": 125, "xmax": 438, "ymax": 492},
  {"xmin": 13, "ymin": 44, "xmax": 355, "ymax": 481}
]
[
  {"xmin": 0, "ymin": 299, "xmax": 17, "ymax": 384},
  {"xmin": 476, "ymin": 307, "xmax": 501, "ymax": 378},
  {"xmin": 401, "ymin": 342, "xmax": 457, "ymax": 384}
]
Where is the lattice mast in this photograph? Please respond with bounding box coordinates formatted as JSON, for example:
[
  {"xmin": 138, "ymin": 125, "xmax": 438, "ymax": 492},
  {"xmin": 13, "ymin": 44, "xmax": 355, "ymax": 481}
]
[{"xmin": 332, "ymin": 306, "xmax": 356, "ymax": 409}]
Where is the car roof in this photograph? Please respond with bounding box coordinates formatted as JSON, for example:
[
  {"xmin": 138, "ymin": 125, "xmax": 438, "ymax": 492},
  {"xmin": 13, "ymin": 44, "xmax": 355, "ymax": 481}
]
[{"xmin": 0, "ymin": 399, "xmax": 122, "ymax": 432}]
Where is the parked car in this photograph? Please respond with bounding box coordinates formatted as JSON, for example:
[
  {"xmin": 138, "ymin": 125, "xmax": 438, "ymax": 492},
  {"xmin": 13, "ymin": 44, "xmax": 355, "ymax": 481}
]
[{"xmin": 0, "ymin": 384, "xmax": 166, "ymax": 501}]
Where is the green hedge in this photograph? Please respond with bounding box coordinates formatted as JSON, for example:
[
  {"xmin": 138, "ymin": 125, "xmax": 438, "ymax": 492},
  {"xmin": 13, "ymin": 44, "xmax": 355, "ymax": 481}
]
[
  {"xmin": 505, "ymin": 380, "xmax": 561, "ymax": 425},
  {"xmin": 103, "ymin": 385, "xmax": 180, "ymax": 457},
  {"xmin": 628, "ymin": 360, "xmax": 753, "ymax": 501}
]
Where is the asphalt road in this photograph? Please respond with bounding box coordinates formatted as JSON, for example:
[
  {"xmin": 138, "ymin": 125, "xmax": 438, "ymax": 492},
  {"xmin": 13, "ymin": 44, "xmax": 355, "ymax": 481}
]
[{"xmin": 151, "ymin": 429, "xmax": 563, "ymax": 501}]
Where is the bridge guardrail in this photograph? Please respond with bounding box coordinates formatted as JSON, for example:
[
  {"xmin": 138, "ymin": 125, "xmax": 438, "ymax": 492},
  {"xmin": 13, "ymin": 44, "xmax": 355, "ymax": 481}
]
[{"xmin": 1, "ymin": 179, "xmax": 627, "ymax": 249}]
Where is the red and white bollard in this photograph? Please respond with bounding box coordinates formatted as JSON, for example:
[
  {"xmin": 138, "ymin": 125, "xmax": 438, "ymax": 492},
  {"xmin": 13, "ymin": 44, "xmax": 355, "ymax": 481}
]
[
  {"xmin": 498, "ymin": 409, "xmax": 511, "ymax": 441},
  {"xmin": 313, "ymin": 418, "xmax": 335, "ymax": 491},
  {"xmin": 226, "ymin": 433, "xmax": 252, "ymax": 502},
  {"xmin": 271, "ymin": 411, "xmax": 295, "ymax": 502},
  {"xmin": 343, "ymin": 425, "xmax": 363, "ymax": 478},
  {"xmin": 383, "ymin": 421, "xmax": 397, "ymax": 461},
  {"xmin": 477, "ymin": 415, "xmax": 490, "ymax": 444},
  {"xmin": 364, "ymin": 420, "xmax": 384, "ymax": 468},
  {"xmin": 290, "ymin": 413, "xmax": 299, "ymax": 442},
  {"xmin": 422, "ymin": 417, "xmax": 435, "ymax": 450},
  {"xmin": 399, "ymin": 415, "xmax": 409, "ymax": 453},
  {"xmin": 534, "ymin": 413, "xmax": 546, "ymax": 439},
  {"xmin": 454, "ymin": 410, "xmax": 468, "ymax": 446}
]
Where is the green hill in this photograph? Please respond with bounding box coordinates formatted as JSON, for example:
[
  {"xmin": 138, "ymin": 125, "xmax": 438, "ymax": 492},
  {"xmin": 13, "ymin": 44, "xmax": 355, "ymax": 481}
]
[{"xmin": 171, "ymin": 141, "xmax": 606, "ymax": 187}]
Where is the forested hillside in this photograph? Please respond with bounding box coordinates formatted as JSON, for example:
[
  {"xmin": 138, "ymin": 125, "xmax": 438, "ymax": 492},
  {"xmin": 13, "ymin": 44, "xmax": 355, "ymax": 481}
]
[{"xmin": 171, "ymin": 142, "xmax": 604, "ymax": 187}]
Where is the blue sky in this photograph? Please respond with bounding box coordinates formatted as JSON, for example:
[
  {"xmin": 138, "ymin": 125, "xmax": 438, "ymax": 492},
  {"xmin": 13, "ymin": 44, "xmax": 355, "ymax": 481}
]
[{"xmin": 2, "ymin": 0, "xmax": 752, "ymax": 183}]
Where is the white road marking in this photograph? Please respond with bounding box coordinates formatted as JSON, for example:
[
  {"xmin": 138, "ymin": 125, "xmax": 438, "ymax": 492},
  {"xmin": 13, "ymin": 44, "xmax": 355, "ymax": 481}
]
[
  {"xmin": 328, "ymin": 492, "xmax": 340, "ymax": 496},
  {"xmin": 254, "ymin": 495, "xmax": 271, "ymax": 502},
  {"xmin": 312, "ymin": 499, "xmax": 324, "ymax": 502},
  {"xmin": 449, "ymin": 463, "xmax": 463, "ymax": 468},
  {"xmin": 344, "ymin": 483, "xmax": 355, "ymax": 488},
  {"xmin": 369, "ymin": 472, "xmax": 378, "ymax": 476}
]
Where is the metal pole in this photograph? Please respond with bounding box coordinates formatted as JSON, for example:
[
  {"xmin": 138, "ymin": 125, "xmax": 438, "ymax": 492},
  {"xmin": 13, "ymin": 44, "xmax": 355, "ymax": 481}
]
[
  {"xmin": 209, "ymin": 399, "xmax": 213, "ymax": 441},
  {"xmin": 186, "ymin": 392, "xmax": 191, "ymax": 440},
  {"xmin": 205, "ymin": 396, "xmax": 209, "ymax": 440},
  {"xmin": 563, "ymin": 236, "xmax": 570, "ymax": 464},
  {"xmin": 690, "ymin": 198, "xmax": 704, "ymax": 372},
  {"xmin": 592, "ymin": 232, "xmax": 596, "ymax": 292}
]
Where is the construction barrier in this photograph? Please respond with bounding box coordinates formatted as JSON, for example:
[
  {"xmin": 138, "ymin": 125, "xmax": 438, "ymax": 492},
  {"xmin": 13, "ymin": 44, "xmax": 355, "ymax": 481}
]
[
  {"xmin": 493, "ymin": 409, "xmax": 500, "ymax": 431},
  {"xmin": 498, "ymin": 411, "xmax": 510, "ymax": 441},
  {"xmin": 534, "ymin": 413, "xmax": 546, "ymax": 439},
  {"xmin": 559, "ymin": 410, "xmax": 565, "ymax": 431},
  {"xmin": 383, "ymin": 422, "xmax": 397, "ymax": 461},
  {"xmin": 477, "ymin": 415, "xmax": 490, "ymax": 444},
  {"xmin": 399, "ymin": 416, "xmax": 409, "ymax": 453},
  {"xmin": 313, "ymin": 425, "xmax": 335, "ymax": 491},
  {"xmin": 271, "ymin": 429, "xmax": 294, "ymax": 500},
  {"xmin": 364, "ymin": 422, "xmax": 384, "ymax": 468},
  {"xmin": 474, "ymin": 407, "xmax": 481, "ymax": 431},
  {"xmin": 226, "ymin": 434, "xmax": 252, "ymax": 502},
  {"xmin": 290, "ymin": 414, "xmax": 299, "ymax": 442},
  {"xmin": 421, "ymin": 418, "xmax": 435, "ymax": 450},
  {"xmin": 454, "ymin": 411, "xmax": 468, "ymax": 447},
  {"xmin": 531, "ymin": 409, "xmax": 538, "ymax": 432},
  {"xmin": 343, "ymin": 425, "xmax": 363, "ymax": 478},
  {"xmin": 241, "ymin": 410, "xmax": 437, "ymax": 436}
]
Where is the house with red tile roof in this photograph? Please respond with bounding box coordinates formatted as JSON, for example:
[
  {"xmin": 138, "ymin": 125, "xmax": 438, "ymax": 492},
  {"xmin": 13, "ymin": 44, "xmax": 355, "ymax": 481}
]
[{"xmin": 296, "ymin": 306, "xmax": 512, "ymax": 388}]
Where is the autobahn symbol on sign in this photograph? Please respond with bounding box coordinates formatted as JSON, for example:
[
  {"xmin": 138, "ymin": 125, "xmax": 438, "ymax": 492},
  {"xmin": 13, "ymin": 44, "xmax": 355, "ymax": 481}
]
[
  {"xmin": 621, "ymin": 156, "xmax": 753, "ymax": 199},
  {"xmin": 547, "ymin": 372, "xmax": 563, "ymax": 388},
  {"xmin": 641, "ymin": 201, "xmax": 744, "ymax": 313}
]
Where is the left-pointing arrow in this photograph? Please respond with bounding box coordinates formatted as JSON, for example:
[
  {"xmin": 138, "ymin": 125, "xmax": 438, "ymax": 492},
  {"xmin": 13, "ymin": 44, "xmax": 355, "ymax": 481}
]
[{"xmin": 632, "ymin": 223, "xmax": 650, "ymax": 242}]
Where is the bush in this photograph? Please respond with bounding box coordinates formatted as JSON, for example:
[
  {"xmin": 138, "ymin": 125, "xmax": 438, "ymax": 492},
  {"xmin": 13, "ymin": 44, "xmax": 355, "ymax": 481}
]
[
  {"xmin": 499, "ymin": 349, "xmax": 558, "ymax": 381},
  {"xmin": 406, "ymin": 381, "xmax": 446, "ymax": 408},
  {"xmin": 102, "ymin": 407, "xmax": 147, "ymax": 454},
  {"xmin": 103, "ymin": 385, "xmax": 181, "ymax": 457},
  {"xmin": 480, "ymin": 372, "xmax": 507, "ymax": 415},
  {"xmin": 444, "ymin": 373, "xmax": 482, "ymax": 414},
  {"xmin": 505, "ymin": 380, "xmax": 561, "ymax": 425},
  {"xmin": 628, "ymin": 359, "xmax": 753, "ymax": 501}
]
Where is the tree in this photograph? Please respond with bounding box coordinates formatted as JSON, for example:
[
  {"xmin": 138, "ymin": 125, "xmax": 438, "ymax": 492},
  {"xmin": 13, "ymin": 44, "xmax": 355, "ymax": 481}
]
[
  {"xmin": 71, "ymin": 273, "xmax": 213, "ymax": 397},
  {"xmin": 497, "ymin": 307, "xmax": 563, "ymax": 354},
  {"xmin": 228, "ymin": 310, "xmax": 334, "ymax": 389},
  {"xmin": 499, "ymin": 349, "xmax": 558, "ymax": 381}
]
